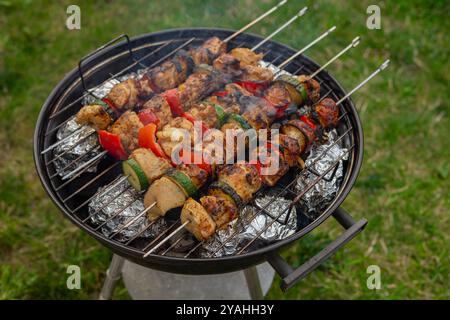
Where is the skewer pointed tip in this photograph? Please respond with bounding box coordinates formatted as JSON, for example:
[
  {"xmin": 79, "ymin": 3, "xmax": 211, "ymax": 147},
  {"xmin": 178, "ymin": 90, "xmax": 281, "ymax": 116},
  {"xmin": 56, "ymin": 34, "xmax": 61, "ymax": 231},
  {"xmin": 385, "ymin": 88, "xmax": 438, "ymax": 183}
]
[
  {"xmin": 298, "ymin": 7, "xmax": 308, "ymax": 16},
  {"xmin": 380, "ymin": 59, "xmax": 390, "ymax": 70},
  {"xmin": 352, "ymin": 36, "xmax": 361, "ymax": 47},
  {"xmin": 329, "ymin": 26, "xmax": 337, "ymax": 32},
  {"xmin": 279, "ymin": 0, "xmax": 288, "ymax": 6}
]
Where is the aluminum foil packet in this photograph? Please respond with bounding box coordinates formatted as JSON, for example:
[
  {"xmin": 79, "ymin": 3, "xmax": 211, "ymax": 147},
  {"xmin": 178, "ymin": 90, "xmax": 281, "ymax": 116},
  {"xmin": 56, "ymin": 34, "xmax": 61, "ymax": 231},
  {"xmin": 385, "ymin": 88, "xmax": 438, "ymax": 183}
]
[
  {"xmin": 53, "ymin": 117, "xmax": 98, "ymax": 178},
  {"xmin": 53, "ymin": 70, "xmax": 143, "ymax": 178},
  {"xmin": 295, "ymin": 129, "xmax": 348, "ymax": 219},
  {"xmin": 201, "ymin": 194, "xmax": 297, "ymax": 257},
  {"xmin": 89, "ymin": 175, "xmax": 166, "ymax": 242}
]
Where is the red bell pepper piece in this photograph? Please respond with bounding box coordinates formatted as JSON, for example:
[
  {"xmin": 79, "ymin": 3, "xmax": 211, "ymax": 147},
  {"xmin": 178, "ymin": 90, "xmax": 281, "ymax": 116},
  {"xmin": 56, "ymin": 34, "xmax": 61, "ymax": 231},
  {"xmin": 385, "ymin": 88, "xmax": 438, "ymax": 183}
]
[
  {"xmin": 300, "ymin": 115, "xmax": 317, "ymax": 130},
  {"xmin": 182, "ymin": 113, "xmax": 209, "ymax": 135},
  {"xmin": 162, "ymin": 89, "xmax": 183, "ymax": 116},
  {"xmin": 235, "ymin": 81, "xmax": 268, "ymax": 95},
  {"xmin": 212, "ymin": 91, "xmax": 229, "ymax": 97},
  {"xmin": 138, "ymin": 109, "xmax": 159, "ymax": 126},
  {"xmin": 138, "ymin": 123, "xmax": 168, "ymax": 159},
  {"xmin": 98, "ymin": 130, "xmax": 128, "ymax": 160}
]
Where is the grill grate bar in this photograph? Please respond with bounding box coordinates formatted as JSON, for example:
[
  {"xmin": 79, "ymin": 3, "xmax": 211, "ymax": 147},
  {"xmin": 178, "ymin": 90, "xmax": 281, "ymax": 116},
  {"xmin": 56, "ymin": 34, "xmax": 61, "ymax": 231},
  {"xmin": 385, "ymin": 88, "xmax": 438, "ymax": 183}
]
[
  {"xmin": 124, "ymin": 217, "xmax": 162, "ymax": 245},
  {"xmin": 142, "ymin": 219, "xmax": 182, "ymax": 252},
  {"xmin": 70, "ymin": 172, "xmax": 126, "ymax": 212},
  {"xmin": 108, "ymin": 202, "xmax": 156, "ymax": 239},
  {"xmin": 62, "ymin": 163, "xmax": 120, "ymax": 203},
  {"xmin": 49, "ymin": 145, "xmax": 101, "ymax": 179}
]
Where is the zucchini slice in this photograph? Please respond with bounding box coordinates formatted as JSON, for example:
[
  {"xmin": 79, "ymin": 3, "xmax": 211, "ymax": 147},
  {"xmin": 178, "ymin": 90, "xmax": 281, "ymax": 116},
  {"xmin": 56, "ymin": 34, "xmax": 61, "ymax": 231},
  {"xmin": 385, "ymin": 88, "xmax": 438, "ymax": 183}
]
[
  {"xmin": 166, "ymin": 169, "xmax": 198, "ymax": 197},
  {"xmin": 208, "ymin": 181, "xmax": 243, "ymax": 208},
  {"xmin": 122, "ymin": 159, "xmax": 149, "ymax": 191},
  {"xmin": 228, "ymin": 113, "xmax": 252, "ymax": 130},
  {"xmin": 276, "ymin": 74, "xmax": 308, "ymax": 103}
]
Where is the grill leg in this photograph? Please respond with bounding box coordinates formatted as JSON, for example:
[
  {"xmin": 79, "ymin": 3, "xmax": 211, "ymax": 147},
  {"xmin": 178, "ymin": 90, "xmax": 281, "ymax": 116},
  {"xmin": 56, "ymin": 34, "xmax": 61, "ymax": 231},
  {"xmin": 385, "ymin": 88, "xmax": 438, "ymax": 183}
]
[
  {"xmin": 99, "ymin": 254, "xmax": 125, "ymax": 300},
  {"xmin": 243, "ymin": 266, "xmax": 264, "ymax": 300}
]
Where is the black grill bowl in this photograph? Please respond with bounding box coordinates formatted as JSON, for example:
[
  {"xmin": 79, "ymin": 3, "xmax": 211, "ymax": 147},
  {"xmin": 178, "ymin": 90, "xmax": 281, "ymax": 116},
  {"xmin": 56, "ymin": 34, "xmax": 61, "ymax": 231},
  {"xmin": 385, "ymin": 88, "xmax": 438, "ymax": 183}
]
[{"xmin": 34, "ymin": 28, "xmax": 365, "ymax": 288}]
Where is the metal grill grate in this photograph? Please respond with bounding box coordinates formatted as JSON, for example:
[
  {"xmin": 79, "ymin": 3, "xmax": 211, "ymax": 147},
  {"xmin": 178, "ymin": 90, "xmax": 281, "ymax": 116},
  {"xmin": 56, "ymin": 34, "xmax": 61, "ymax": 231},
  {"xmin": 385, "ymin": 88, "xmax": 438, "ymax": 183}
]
[{"xmin": 34, "ymin": 28, "xmax": 375, "ymax": 278}]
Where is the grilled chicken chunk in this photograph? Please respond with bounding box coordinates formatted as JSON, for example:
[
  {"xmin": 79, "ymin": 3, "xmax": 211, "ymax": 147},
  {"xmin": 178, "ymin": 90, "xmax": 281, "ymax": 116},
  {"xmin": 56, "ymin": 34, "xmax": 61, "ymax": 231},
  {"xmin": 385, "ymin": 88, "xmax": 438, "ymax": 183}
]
[
  {"xmin": 181, "ymin": 198, "xmax": 216, "ymax": 241},
  {"xmin": 217, "ymin": 164, "xmax": 262, "ymax": 203},
  {"xmin": 188, "ymin": 103, "xmax": 219, "ymax": 128},
  {"xmin": 189, "ymin": 37, "xmax": 227, "ymax": 66},
  {"xmin": 212, "ymin": 53, "xmax": 242, "ymax": 77},
  {"xmin": 229, "ymin": 48, "xmax": 263, "ymax": 67},
  {"xmin": 241, "ymin": 65, "xmax": 274, "ymax": 83},
  {"xmin": 200, "ymin": 195, "xmax": 238, "ymax": 230},
  {"xmin": 75, "ymin": 104, "xmax": 112, "ymax": 130},
  {"xmin": 142, "ymin": 94, "xmax": 173, "ymax": 129},
  {"xmin": 145, "ymin": 176, "xmax": 187, "ymax": 220},
  {"xmin": 277, "ymin": 133, "xmax": 303, "ymax": 167},
  {"xmin": 110, "ymin": 111, "xmax": 143, "ymax": 153},
  {"xmin": 107, "ymin": 79, "xmax": 141, "ymax": 110},
  {"xmin": 129, "ymin": 148, "xmax": 172, "ymax": 183},
  {"xmin": 315, "ymin": 97, "xmax": 339, "ymax": 128},
  {"xmin": 157, "ymin": 117, "xmax": 194, "ymax": 158}
]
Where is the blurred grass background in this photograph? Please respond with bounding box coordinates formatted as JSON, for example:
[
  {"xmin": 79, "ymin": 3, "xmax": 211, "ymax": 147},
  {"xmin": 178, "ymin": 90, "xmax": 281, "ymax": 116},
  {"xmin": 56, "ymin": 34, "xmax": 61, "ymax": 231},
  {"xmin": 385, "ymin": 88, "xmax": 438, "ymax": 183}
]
[{"xmin": 0, "ymin": 0, "xmax": 448, "ymax": 299}]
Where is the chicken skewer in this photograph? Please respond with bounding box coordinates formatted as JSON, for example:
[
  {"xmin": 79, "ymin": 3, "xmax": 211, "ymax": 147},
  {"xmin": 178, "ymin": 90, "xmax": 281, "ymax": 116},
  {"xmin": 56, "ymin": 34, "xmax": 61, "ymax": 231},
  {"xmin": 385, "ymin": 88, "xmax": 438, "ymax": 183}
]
[
  {"xmin": 41, "ymin": 0, "xmax": 290, "ymax": 155},
  {"xmin": 101, "ymin": 35, "xmax": 359, "ymax": 238},
  {"xmin": 143, "ymin": 59, "xmax": 390, "ymax": 256}
]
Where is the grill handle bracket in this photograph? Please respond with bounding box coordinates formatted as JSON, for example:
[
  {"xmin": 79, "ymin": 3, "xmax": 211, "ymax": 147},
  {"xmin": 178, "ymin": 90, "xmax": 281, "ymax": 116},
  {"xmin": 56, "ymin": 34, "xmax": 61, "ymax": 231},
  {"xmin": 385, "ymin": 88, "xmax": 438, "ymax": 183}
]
[
  {"xmin": 78, "ymin": 34, "xmax": 134, "ymax": 92},
  {"xmin": 266, "ymin": 207, "xmax": 367, "ymax": 292}
]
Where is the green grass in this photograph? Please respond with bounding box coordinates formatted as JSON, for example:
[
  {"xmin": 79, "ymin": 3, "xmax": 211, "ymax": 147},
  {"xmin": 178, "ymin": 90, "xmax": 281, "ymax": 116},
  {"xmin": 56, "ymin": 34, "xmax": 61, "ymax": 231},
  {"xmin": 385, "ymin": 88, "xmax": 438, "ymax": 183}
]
[{"xmin": 0, "ymin": 0, "xmax": 449, "ymax": 299}]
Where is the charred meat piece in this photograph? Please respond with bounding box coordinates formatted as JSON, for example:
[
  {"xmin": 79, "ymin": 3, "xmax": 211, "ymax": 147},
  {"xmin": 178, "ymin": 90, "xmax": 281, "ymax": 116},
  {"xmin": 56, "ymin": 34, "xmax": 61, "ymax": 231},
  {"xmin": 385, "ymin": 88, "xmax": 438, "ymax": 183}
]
[
  {"xmin": 178, "ymin": 72, "xmax": 221, "ymax": 110},
  {"xmin": 200, "ymin": 195, "xmax": 238, "ymax": 229},
  {"xmin": 107, "ymin": 78, "xmax": 140, "ymax": 110},
  {"xmin": 212, "ymin": 53, "xmax": 242, "ymax": 77},
  {"xmin": 188, "ymin": 103, "xmax": 219, "ymax": 128},
  {"xmin": 258, "ymin": 149, "xmax": 290, "ymax": 187},
  {"xmin": 75, "ymin": 104, "xmax": 112, "ymax": 130},
  {"xmin": 110, "ymin": 111, "xmax": 143, "ymax": 153},
  {"xmin": 142, "ymin": 94, "xmax": 173, "ymax": 129},
  {"xmin": 280, "ymin": 119, "xmax": 317, "ymax": 154},
  {"xmin": 297, "ymin": 75, "xmax": 321, "ymax": 103},
  {"xmin": 264, "ymin": 81, "xmax": 292, "ymax": 109},
  {"xmin": 315, "ymin": 97, "xmax": 339, "ymax": 128},
  {"xmin": 240, "ymin": 65, "xmax": 274, "ymax": 83},
  {"xmin": 217, "ymin": 164, "xmax": 262, "ymax": 203},
  {"xmin": 181, "ymin": 198, "xmax": 216, "ymax": 241},
  {"xmin": 189, "ymin": 37, "xmax": 227, "ymax": 66},
  {"xmin": 240, "ymin": 95, "xmax": 277, "ymax": 130},
  {"xmin": 277, "ymin": 133, "xmax": 304, "ymax": 167},
  {"xmin": 229, "ymin": 48, "xmax": 263, "ymax": 67},
  {"xmin": 147, "ymin": 55, "xmax": 190, "ymax": 93}
]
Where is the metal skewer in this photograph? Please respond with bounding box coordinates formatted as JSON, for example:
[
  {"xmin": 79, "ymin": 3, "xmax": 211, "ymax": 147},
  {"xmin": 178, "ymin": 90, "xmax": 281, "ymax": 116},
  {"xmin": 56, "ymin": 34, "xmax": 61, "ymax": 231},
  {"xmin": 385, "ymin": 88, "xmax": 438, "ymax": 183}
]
[
  {"xmin": 251, "ymin": 6, "xmax": 308, "ymax": 51},
  {"xmin": 224, "ymin": 0, "xmax": 288, "ymax": 43},
  {"xmin": 143, "ymin": 220, "xmax": 190, "ymax": 257},
  {"xmin": 277, "ymin": 25, "xmax": 337, "ymax": 69},
  {"xmin": 309, "ymin": 36, "xmax": 360, "ymax": 78}
]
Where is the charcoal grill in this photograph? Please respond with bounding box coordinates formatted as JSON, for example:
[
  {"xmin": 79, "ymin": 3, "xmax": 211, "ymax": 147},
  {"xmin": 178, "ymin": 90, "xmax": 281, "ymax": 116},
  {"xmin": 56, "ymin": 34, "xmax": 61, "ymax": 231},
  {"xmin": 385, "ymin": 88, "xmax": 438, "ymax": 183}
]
[{"xmin": 34, "ymin": 27, "xmax": 371, "ymax": 292}]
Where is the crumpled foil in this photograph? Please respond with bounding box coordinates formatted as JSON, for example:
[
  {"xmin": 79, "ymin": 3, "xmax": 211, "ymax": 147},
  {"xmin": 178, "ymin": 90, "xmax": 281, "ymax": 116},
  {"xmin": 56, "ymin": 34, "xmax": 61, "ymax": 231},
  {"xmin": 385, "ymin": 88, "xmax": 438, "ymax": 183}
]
[
  {"xmin": 89, "ymin": 175, "xmax": 166, "ymax": 241},
  {"xmin": 295, "ymin": 129, "xmax": 348, "ymax": 219},
  {"xmin": 200, "ymin": 195, "xmax": 297, "ymax": 257},
  {"xmin": 53, "ymin": 117, "xmax": 98, "ymax": 178},
  {"xmin": 53, "ymin": 70, "xmax": 143, "ymax": 178}
]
